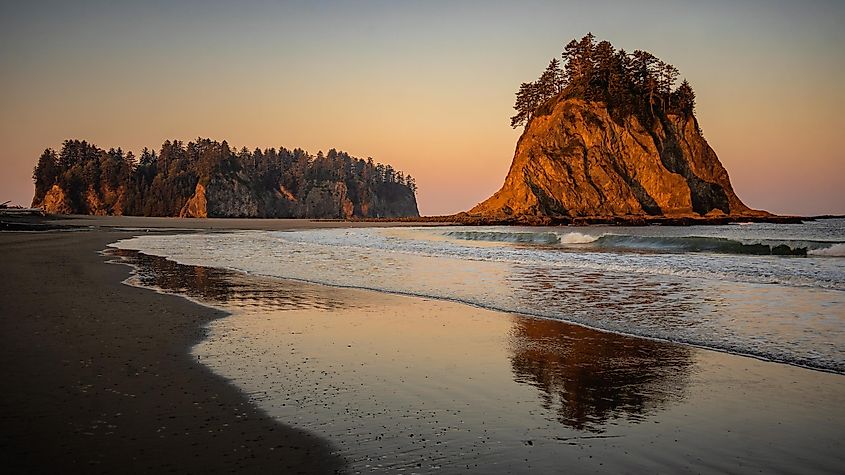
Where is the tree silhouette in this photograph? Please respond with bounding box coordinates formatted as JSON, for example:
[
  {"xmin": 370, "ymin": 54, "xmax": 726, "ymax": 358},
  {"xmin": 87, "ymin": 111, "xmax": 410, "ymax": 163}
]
[
  {"xmin": 510, "ymin": 34, "xmax": 696, "ymax": 128},
  {"xmin": 510, "ymin": 81, "xmax": 540, "ymax": 128},
  {"xmin": 671, "ymin": 79, "xmax": 696, "ymax": 116},
  {"xmin": 32, "ymin": 149, "xmax": 59, "ymax": 199}
]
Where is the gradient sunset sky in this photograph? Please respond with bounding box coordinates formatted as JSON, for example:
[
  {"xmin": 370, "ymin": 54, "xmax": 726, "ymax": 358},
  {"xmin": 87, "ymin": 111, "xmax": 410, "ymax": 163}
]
[{"xmin": 1, "ymin": 0, "xmax": 843, "ymax": 215}]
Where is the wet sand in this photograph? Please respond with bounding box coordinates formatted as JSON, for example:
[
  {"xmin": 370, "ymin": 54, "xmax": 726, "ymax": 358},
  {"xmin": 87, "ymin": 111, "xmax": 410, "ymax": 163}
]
[
  {"xmin": 0, "ymin": 229, "xmax": 346, "ymax": 473},
  {"xmin": 2, "ymin": 214, "xmax": 451, "ymax": 231},
  {"xmin": 3, "ymin": 217, "xmax": 844, "ymax": 473},
  {"xmin": 119, "ymin": 248, "xmax": 845, "ymax": 473}
]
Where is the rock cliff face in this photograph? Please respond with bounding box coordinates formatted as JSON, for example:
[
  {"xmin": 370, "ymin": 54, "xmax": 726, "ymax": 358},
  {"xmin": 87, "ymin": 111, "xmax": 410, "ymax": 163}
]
[
  {"xmin": 179, "ymin": 174, "xmax": 261, "ymax": 218},
  {"xmin": 37, "ymin": 184, "xmax": 125, "ymax": 216},
  {"xmin": 361, "ymin": 182, "xmax": 422, "ymax": 218},
  {"xmin": 175, "ymin": 173, "xmax": 418, "ymax": 219},
  {"xmin": 39, "ymin": 185, "xmax": 75, "ymax": 215},
  {"xmin": 36, "ymin": 175, "xmax": 418, "ymax": 219},
  {"xmin": 471, "ymin": 99, "xmax": 766, "ymax": 223}
]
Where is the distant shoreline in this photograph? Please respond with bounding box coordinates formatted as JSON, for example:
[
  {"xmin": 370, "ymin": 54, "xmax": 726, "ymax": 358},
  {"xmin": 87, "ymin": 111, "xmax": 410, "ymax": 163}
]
[
  {"xmin": 343, "ymin": 213, "xmax": 814, "ymax": 226},
  {"xmin": 3, "ymin": 212, "xmax": 842, "ymax": 233}
]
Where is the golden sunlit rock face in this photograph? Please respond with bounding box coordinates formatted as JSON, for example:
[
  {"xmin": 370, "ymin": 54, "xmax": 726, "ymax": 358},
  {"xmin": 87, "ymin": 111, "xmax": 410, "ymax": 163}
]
[
  {"xmin": 471, "ymin": 99, "xmax": 767, "ymax": 222},
  {"xmin": 179, "ymin": 183, "xmax": 209, "ymax": 218},
  {"xmin": 38, "ymin": 185, "xmax": 74, "ymax": 215},
  {"xmin": 179, "ymin": 176, "xmax": 262, "ymax": 218}
]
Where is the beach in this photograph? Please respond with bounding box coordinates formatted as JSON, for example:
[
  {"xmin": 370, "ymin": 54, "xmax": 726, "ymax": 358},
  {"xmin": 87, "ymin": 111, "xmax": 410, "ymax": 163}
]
[
  {"xmin": 2, "ymin": 216, "xmax": 844, "ymax": 473},
  {"xmin": 117, "ymin": 246, "xmax": 845, "ymax": 473},
  {"xmin": 0, "ymin": 225, "xmax": 346, "ymax": 473}
]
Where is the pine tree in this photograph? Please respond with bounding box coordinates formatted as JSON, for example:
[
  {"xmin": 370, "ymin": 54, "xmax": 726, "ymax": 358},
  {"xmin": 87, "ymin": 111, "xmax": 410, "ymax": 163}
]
[
  {"xmin": 542, "ymin": 58, "xmax": 565, "ymax": 95},
  {"xmin": 510, "ymin": 81, "xmax": 540, "ymax": 128},
  {"xmin": 563, "ymin": 33, "xmax": 596, "ymax": 86},
  {"xmin": 590, "ymin": 40, "xmax": 616, "ymax": 100},
  {"xmin": 671, "ymin": 79, "xmax": 696, "ymax": 116},
  {"xmin": 32, "ymin": 149, "xmax": 59, "ymax": 200}
]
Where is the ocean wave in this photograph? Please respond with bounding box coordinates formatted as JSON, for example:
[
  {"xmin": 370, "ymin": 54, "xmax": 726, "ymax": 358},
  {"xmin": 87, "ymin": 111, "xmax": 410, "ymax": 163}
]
[
  {"xmin": 444, "ymin": 230, "xmax": 600, "ymax": 245},
  {"xmin": 444, "ymin": 230, "xmax": 568, "ymax": 245},
  {"xmin": 809, "ymin": 243, "xmax": 845, "ymax": 257},
  {"xmin": 560, "ymin": 232, "xmax": 599, "ymax": 244},
  {"xmin": 445, "ymin": 230, "xmax": 843, "ymax": 257},
  {"xmin": 109, "ymin": 227, "xmax": 845, "ymax": 373},
  {"xmin": 593, "ymin": 235, "xmax": 811, "ymax": 256}
]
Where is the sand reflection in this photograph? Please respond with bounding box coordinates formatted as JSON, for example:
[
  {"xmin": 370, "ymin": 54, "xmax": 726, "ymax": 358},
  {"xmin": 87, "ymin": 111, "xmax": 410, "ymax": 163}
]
[
  {"xmin": 115, "ymin": 248, "xmax": 692, "ymax": 434},
  {"xmin": 110, "ymin": 246, "xmax": 845, "ymax": 473},
  {"xmin": 509, "ymin": 317, "xmax": 692, "ymax": 431},
  {"xmin": 112, "ymin": 248, "xmax": 355, "ymax": 312}
]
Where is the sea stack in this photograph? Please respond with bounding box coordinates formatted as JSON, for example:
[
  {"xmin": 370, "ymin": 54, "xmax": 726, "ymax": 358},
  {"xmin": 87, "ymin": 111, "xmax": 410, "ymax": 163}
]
[{"xmin": 470, "ymin": 34, "xmax": 769, "ymax": 224}]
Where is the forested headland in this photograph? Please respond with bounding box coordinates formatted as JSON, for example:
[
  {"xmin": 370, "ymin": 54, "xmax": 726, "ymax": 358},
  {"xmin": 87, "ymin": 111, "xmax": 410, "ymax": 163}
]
[{"xmin": 32, "ymin": 138, "xmax": 418, "ymax": 218}]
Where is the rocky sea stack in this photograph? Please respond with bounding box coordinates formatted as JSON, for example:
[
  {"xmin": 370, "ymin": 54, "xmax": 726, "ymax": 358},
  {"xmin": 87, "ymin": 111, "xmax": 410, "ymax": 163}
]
[
  {"xmin": 470, "ymin": 34, "xmax": 769, "ymax": 224},
  {"xmin": 32, "ymin": 139, "xmax": 418, "ymax": 219}
]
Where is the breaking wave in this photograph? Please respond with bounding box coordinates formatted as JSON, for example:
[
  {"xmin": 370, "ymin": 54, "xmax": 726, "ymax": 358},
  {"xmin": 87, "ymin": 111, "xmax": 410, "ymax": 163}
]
[
  {"xmin": 593, "ymin": 235, "xmax": 813, "ymax": 256},
  {"xmin": 444, "ymin": 230, "xmax": 566, "ymax": 245},
  {"xmin": 111, "ymin": 222, "xmax": 845, "ymax": 373},
  {"xmin": 445, "ymin": 230, "xmax": 844, "ymax": 257},
  {"xmin": 444, "ymin": 230, "xmax": 600, "ymax": 245},
  {"xmin": 809, "ymin": 243, "xmax": 845, "ymax": 257}
]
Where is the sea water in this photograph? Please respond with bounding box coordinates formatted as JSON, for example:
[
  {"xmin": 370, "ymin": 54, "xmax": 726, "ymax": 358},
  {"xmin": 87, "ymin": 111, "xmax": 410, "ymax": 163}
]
[{"xmin": 112, "ymin": 219, "xmax": 845, "ymax": 373}]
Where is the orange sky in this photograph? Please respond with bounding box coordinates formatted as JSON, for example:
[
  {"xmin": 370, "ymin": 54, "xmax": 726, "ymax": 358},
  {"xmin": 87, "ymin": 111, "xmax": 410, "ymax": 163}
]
[{"xmin": 1, "ymin": 1, "xmax": 843, "ymax": 216}]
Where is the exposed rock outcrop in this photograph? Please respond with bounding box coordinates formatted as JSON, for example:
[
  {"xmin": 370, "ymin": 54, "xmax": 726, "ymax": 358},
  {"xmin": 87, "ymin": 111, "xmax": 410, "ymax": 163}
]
[
  {"xmin": 34, "ymin": 184, "xmax": 126, "ymax": 216},
  {"xmin": 38, "ymin": 185, "xmax": 74, "ymax": 215},
  {"xmin": 179, "ymin": 183, "xmax": 209, "ymax": 218},
  {"xmin": 302, "ymin": 182, "xmax": 354, "ymax": 219},
  {"xmin": 363, "ymin": 182, "xmax": 422, "ymax": 218},
  {"xmin": 471, "ymin": 99, "xmax": 767, "ymax": 223},
  {"xmin": 177, "ymin": 172, "xmax": 418, "ymax": 219},
  {"xmin": 180, "ymin": 174, "xmax": 261, "ymax": 218}
]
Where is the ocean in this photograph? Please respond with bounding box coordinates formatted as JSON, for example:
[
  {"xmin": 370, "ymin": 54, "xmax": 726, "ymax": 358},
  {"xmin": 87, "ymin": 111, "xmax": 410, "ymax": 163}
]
[
  {"xmin": 107, "ymin": 219, "xmax": 845, "ymax": 472},
  {"xmin": 113, "ymin": 219, "xmax": 845, "ymax": 373}
]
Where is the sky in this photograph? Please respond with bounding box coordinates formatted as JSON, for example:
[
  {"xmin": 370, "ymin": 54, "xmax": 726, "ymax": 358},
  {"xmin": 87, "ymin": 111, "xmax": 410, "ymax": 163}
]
[{"xmin": 1, "ymin": 0, "xmax": 843, "ymax": 216}]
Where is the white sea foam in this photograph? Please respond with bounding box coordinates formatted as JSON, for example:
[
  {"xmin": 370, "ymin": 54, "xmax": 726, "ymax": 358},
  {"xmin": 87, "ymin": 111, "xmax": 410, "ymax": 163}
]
[
  {"xmin": 809, "ymin": 243, "xmax": 845, "ymax": 257},
  {"xmin": 559, "ymin": 231, "xmax": 599, "ymax": 244},
  {"xmin": 111, "ymin": 221, "xmax": 845, "ymax": 373}
]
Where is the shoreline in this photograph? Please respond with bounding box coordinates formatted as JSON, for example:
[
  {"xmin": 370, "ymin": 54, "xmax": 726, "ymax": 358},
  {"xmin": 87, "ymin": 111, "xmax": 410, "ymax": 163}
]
[
  {"xmin": 2, "ymin": 216, "xmax": 843, "ymax": 472},
  {"xmin": 119, "ymin": 245, "xmax": 843, "ymax": 377},
  {"xmin": 114, "ymin": 246, "xmax": 845, "ymax": 473},
  {"xmin": 109, "ymin": 224, "xmax": 845, "ymax": 375},
  {"xmin": 0, "ymin": 229, "xmax": 346, "ymax": 473},
  {"xmin": 346, "ymin": 212, "xmax": 811, "ymax": 226},
  {"xmin": 0, "ymin": 211, "xmax": 825, "ymax": 233},
  {"xmin": 112, "ymin": 239, "xmax": 845, "ymax": 382}
]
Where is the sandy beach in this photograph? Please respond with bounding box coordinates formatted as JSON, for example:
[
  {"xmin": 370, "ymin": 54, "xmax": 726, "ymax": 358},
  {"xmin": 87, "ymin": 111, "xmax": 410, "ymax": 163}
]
[
  {"xmin": 2, "ymin": 216, "xmax": 844, "ymax": 473},
  {"xmin": 0, "ymin": 225, "xmax": 347, "ymax": 473},
  {"xmin": 117, "ymin": 246, "xmax": 845, "ymax": 473}
]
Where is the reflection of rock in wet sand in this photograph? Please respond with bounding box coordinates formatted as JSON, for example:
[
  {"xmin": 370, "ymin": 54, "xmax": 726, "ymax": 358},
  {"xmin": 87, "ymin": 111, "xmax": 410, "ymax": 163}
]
[
  {"xmin": 509, "ymin": 317, "xmax": 693, "ymax": 431},
  {"xmin": 116, "ymin": 247, "xmax": 694, "ymax": 434},
  {"xmin": 111, "ymin": 249, "xmax": 356, "ymax": 312}
]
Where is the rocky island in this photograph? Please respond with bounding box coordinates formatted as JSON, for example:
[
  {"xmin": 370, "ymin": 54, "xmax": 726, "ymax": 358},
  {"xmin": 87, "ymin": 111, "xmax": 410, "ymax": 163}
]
[
  {"xmin": 467, "ymin": 34, "xmax": 777, "ymax": 225},
  {"xmin": 31, "ymin": 138, "xmax": 419, "ymax": 219}
]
